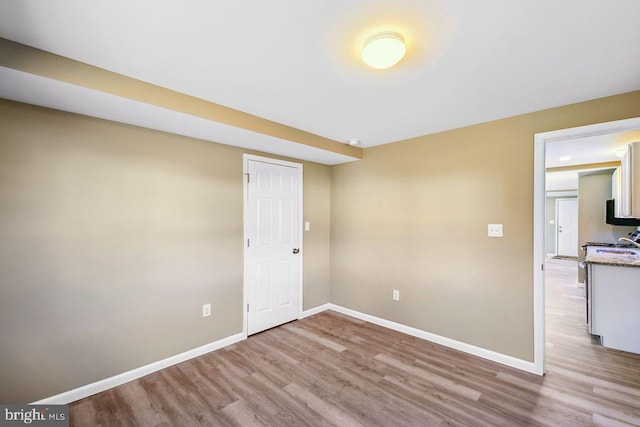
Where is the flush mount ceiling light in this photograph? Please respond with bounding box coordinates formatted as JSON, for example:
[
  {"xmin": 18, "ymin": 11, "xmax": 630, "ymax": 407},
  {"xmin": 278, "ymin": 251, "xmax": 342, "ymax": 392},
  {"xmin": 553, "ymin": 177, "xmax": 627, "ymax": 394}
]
[
  {"xmin": 347, "ymin": 138, "xmax": 360, "ymax": 146},
  {"xmin": 558, "ymin": 155, "xmax": 572, "ymax": 162},
  {"xmin": 362, "ymin": 31, "xmax": 406, "ymax": 69}
]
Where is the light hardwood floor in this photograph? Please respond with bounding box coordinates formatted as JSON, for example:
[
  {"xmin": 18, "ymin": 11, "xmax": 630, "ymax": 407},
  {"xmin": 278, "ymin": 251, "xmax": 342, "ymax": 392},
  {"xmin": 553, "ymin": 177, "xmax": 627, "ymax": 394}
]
[{"xmin": 70, "ymin": 259, "xmax": 640, "ymax": 426}]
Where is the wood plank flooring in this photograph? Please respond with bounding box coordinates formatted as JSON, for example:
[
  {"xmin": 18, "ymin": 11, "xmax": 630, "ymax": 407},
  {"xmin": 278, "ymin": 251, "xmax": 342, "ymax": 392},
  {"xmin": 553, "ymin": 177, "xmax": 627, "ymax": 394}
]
[{"xmin": 70, "ymin": 259, "xmax": 640, "ymax": 426}]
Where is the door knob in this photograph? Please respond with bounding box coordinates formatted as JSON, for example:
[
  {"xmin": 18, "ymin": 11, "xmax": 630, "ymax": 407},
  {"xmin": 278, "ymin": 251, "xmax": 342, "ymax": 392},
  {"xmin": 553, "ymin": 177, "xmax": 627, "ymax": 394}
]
[{"xmin": 292, "ymin": 248, "xmax": 300, "ymax": 254}]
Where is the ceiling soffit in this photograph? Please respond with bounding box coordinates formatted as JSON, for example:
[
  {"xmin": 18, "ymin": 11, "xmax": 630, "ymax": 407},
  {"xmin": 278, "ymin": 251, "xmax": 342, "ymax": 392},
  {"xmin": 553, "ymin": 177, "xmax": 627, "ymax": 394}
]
[{"xmin": 0, "ymin": 38, "xmax": 362, "ymax": 164}]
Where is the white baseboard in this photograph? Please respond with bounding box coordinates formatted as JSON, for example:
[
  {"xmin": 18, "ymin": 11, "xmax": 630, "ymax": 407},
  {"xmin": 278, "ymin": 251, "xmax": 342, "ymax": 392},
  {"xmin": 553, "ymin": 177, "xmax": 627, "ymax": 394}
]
[
  {"xmin": 31, "ymin": 332, "xmax": 245, "ymax": 405},
  {"xmin": 299, "ymin": 303, "xmax": 331, "ymax": 319},
  {"xmin": 327, "ymin": 303, "xmax": 539, "ymax": 375}
]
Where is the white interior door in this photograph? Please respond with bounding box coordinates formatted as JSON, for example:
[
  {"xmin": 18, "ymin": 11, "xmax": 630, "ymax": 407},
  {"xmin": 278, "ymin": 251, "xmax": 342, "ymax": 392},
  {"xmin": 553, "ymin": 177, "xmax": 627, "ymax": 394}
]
[
  {"xmin": 556, "ymin": 198, "xmax": 578, "ymax": 257},
  {"xmin": 244, "ymin": 155, "xmax": 302, "ymax": 335}
]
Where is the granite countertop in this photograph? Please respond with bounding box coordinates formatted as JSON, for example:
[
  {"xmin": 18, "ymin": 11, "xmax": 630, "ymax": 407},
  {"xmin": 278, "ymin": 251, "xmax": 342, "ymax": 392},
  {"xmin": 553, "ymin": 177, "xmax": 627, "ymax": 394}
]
[
  {"xmin": 586, "ymin": 254, "xmax": 640, "ymax": 268},
  {"xmin": 583, "ymin": 242, "xmax": 637, "ymax": 249}
]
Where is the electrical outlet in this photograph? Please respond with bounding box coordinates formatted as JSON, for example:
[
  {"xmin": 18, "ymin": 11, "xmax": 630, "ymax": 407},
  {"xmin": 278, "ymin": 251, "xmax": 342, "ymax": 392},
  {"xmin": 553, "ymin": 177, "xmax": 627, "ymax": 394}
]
[
  {"xmin": 202, "ymin": 303, "xmax": 211, "ymax": 317},
  {"xmin": 392, "ymin": 289, "xmax": 400, "ymax": 301},
  {"xmin": 488, "ymin": 224, "xmax": 503, "ymax": 237}
]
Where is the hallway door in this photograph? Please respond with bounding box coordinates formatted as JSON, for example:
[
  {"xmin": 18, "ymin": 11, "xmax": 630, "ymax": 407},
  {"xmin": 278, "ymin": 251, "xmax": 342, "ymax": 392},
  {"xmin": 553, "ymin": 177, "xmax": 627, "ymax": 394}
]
[
  {"xmin": 556, "ymin": 198, "xmax": 578, "ymax": 257},
  {"xmin": 244, "ymin": 155, "xmax": 302, "ymax": 335}
]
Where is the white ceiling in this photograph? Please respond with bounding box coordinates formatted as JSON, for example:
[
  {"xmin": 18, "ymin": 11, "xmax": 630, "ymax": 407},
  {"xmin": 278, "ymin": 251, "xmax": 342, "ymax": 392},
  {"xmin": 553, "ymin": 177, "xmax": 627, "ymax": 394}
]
[
  {"xmin": 545, "ymin": 129, "xmax": 640, "ymax": 195},
  {"xmin": 1, "ymin": 0, "xmax": 639, "ymax": 151},
  {"xmin": 545, "ymin": 130, "xmax": 640, "ymax": 193},
  {"xmin": 546, "ymin": 130, "xmax": 640, "ymax": 169}
]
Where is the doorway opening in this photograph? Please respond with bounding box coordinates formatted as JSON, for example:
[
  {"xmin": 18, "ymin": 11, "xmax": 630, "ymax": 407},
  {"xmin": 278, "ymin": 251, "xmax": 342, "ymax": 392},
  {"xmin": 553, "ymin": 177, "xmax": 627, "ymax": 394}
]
[{"xmin": 533, "ymin": 117, "xmax": 640, "ymax": 375}]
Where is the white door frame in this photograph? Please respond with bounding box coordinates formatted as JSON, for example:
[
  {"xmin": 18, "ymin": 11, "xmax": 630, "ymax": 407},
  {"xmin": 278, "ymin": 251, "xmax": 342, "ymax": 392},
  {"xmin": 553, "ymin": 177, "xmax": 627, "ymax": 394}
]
[
  {"xmin": 533, "ymin": 116, "xmax": 640, "ymax": 375},
  {"xmin": 242, "ymin": 154, "xmax": 303, "ymax": 338},
  {"xmin": 555, "ymin": 198, "xmax": 578, "ymax": 257}
]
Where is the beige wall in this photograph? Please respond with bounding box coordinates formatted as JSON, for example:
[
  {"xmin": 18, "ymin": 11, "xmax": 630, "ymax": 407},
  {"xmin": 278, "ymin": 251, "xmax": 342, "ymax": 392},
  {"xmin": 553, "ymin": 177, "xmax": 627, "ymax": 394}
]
[
  {"xmin": 577, "ymin": 170, "xmax": 637, "ymax": 283},
  {"xmin": 0, "ymin": 99, "xmax": 330, "ymax": 402},
  {"xmin": 299, "ymin": 163, "xmax": 331, "ymax": 309},
  {"xmin": 2, "ymin": 90, "xmax": 640, "ymax": 402},
  {"xmin": 330, "ymin": 91, "xmax": 640, "ymax": 362}
]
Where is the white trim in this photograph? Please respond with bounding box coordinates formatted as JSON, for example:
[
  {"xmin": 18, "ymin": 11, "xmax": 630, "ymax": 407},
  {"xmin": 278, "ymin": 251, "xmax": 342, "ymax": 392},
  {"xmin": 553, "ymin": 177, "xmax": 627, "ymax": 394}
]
[
  {"xmin": 533, "ymin": 131, "xmax": 547, "ymax": 376},
  {"xmin": 327, "ymin": 304, "xmax": 538, "ymax": 374},
  {"xmin": 299, "ymin": 303, "xmax": 331, "ymax": 319},
  {"xmin": 546, "ymin": 190, "xmax": 578, "ymax": 198},
  {"xmin": 31, "ymin": 333, "xmax": 245, "ymax": 405},
  {"xmin": 298, "ymin": 167, "xmax": 304, "ymax": 321},
  {"xmin": 242, "ymin": 154, "xmax": 303, "ymax": 337},
  {"xmin": 533, "ymin": 116, "xmax": 640, "ymax": 377},
  {"xmin": 554, "ymin": 198, "xmax": 559, "ymax": 256},
  {"xmin": 243, "ymin": 155, "xmax": 249, "ymax": 339}
]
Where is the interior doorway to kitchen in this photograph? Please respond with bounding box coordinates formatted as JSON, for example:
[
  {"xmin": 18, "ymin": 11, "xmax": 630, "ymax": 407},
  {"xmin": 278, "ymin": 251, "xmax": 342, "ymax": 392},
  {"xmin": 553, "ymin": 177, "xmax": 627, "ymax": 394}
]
[{"xmin": 534, "ymin": 117, "xmax": 640, "ymax": 375}]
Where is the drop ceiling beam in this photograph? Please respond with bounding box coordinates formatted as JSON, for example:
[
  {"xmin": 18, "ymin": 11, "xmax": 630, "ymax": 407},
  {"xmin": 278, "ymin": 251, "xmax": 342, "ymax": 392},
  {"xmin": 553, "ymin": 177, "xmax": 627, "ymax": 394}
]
[
  {"xmin": 545, "ymin": 160, "xmax": 620, "ymax": 173},
  {"xmin": 0, "ymin": 37, "xmax": 362, "ymax": 160}
]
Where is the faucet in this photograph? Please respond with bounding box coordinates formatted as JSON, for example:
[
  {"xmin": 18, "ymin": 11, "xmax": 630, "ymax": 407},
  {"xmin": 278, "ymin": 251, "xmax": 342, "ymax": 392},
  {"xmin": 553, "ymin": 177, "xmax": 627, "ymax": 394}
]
[{"xmin": 618, "ymin": 237, "xmax": 640, "ymax": 248}]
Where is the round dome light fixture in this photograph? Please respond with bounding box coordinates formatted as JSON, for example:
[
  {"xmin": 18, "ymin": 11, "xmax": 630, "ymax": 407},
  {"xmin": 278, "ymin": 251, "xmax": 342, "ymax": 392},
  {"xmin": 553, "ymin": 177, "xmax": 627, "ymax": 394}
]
[{"xmin": 362, "ymin": 31, "xmax": 406, "ymax": 69}]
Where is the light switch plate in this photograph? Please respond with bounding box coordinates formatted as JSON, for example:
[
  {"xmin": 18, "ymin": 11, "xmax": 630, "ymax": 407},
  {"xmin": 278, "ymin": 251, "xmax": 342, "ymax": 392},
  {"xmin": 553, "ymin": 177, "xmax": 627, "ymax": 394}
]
[
  {"xmin": 392, "ymin": 289, "xmax": 400, "ymax": 301},
  {"xmin": 488, "ymin": 224, "xmax": 503, "ymax": 237},
  {"xmin": 304, "ymin": 221, "xmax": 310, "ymax": 231}
]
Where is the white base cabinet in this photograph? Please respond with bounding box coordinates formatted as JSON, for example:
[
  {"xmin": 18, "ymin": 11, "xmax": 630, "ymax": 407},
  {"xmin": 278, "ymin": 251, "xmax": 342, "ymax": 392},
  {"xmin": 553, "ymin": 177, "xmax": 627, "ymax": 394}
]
[{"xmin": 589, "ymin": 263, "xmax": 640, "ymax": 354}]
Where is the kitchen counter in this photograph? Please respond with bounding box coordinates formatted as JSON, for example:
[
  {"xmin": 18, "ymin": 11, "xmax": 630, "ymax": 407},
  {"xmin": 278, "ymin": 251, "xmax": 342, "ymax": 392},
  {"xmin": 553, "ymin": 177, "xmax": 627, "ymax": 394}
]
[
  {"xmin": 584, "ymin": 244, "xmax": 640, "ymax": 268},
  {"xmin": 585, "ymin": 254, "xmax": 640, "ymax": 268}
]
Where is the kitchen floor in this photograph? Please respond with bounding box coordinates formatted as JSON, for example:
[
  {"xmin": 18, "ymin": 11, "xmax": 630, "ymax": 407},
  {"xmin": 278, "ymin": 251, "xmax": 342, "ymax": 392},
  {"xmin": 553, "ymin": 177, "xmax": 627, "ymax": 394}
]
[{"xmin": 544, "ymin": 257, "xmax": 640, "ymax": 425}]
